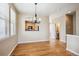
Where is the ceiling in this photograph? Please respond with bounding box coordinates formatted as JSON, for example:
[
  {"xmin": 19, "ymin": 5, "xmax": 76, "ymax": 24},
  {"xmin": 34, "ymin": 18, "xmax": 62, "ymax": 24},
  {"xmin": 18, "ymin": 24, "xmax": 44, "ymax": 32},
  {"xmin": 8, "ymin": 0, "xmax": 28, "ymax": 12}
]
[{"xmin": 14, "ymin": 3, "xmax": 79, "ymax": 16}]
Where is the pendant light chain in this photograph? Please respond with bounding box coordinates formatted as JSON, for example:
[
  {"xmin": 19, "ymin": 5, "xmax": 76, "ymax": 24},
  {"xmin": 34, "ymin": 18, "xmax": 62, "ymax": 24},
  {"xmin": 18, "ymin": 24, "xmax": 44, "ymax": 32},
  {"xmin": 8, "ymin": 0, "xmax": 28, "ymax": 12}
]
[
  {"xmin": 33, "ymin": 3, "xmax": 41, "ymax": 23},
  {"xmin": 35, "ymin": 3, "xmax": 37, "ymax": 20}
]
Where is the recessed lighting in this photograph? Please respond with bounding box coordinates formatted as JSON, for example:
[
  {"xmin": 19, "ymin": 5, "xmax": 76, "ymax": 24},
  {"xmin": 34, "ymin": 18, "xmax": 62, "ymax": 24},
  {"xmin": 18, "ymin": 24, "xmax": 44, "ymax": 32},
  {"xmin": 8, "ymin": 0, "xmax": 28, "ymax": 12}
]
[{"xmin": 67, "ymin": 11, "xmax": 71, "ymax": 13}]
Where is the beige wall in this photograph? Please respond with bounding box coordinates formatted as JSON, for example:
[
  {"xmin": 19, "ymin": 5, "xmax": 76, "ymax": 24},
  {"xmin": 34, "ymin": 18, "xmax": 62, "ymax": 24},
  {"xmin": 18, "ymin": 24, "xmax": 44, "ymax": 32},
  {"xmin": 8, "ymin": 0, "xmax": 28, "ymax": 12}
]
[
  {"xmin": 18, "ymin": 14, "xmax": 49, "ymax": 43},
  {"xmin": 0, "ymin": 4, "xmax": 18, "ymax": 56}
]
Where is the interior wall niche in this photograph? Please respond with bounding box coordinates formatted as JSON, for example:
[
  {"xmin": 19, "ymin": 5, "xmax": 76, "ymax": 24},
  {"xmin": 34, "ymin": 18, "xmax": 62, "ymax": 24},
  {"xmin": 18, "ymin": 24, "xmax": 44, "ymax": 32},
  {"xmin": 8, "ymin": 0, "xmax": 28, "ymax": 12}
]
[
  {"xmin": 66, "ymin": 12, "xmax": 76, "ymax": 35},
  {"xmin": 25, "ymin": 21, "xmax": 39, "ymax": 31},
  {"xmin": 66, "ymin": 15, "xmax": 73, "ymax": 34}
]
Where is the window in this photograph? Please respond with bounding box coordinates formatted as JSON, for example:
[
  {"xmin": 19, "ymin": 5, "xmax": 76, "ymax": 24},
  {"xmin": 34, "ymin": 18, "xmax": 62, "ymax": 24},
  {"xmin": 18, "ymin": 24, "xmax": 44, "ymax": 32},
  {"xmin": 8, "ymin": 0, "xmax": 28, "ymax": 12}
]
[
  {"xmin": 0, "ymin": 18, "xmax": 6, "ymax": 38},
  {"xmin": 0, "ymin": 4, "xmax": 16, "ymax": 39},
  {"xmin": 0, "ymin": 17, "xmax": 10, "ymax": 39},
  {"xmin": 0, "ymin": 4, "xmax": 9, "ymax": 39},
  {"xmin": 10, "ymin": 7, "xmax": 16, "ymax": 35}
]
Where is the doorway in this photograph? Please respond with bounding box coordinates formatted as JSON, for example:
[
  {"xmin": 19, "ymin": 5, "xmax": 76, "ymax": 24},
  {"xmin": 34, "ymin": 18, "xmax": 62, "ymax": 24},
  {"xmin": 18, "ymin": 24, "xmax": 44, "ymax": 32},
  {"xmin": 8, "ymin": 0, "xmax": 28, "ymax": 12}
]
[
  {"xmin": 56, "ymin": 23, "xmax": 60, "ymax": 40},
  {"xmin": 49, "ymin": 24, "xmax": 56, "ymax": 39},
  {"xmin": 49, "ymin": 23, "xmax": 61, "ymax": 40}
]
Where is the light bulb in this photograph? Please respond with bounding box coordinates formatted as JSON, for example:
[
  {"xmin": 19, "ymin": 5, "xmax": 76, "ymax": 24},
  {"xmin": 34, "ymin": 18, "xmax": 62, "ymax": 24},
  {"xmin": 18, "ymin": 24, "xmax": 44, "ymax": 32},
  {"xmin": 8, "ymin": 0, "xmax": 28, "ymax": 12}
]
[{"xmin": 39, "ymin": 18, "xmax": 41, "ymax": 21}]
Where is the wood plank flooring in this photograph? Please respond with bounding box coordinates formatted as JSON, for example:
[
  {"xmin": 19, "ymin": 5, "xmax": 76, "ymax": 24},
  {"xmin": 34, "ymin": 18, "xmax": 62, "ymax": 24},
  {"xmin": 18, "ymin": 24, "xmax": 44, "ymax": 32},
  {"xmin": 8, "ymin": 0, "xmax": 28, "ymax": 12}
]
[{"xmin": 11, "ymin": 40, "xmax": 76, "ymax": 56}]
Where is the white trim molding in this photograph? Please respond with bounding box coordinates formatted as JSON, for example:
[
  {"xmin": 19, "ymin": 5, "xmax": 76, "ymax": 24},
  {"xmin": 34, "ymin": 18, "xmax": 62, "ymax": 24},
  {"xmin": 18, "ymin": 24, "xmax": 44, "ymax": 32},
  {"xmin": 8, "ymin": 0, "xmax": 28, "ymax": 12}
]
[
  {"xmin": 18, "ymin": 40, "xmax": 49, "ymax": 44},
  {"xmin": 66, "ymin": 48, "xmax": 79, "ymax": 56},
  {"xmin": 8, "ymin": 44, "xmax": 17, "ymax": 56}
]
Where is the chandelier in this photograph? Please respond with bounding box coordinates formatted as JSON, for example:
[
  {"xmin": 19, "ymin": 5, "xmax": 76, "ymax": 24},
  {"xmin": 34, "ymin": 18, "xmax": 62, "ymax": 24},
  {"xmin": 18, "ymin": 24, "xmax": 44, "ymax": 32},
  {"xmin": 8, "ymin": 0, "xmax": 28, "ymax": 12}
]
[{"xmin": 32, "ymin": 3, "xmax": 41, "ymax": 23}]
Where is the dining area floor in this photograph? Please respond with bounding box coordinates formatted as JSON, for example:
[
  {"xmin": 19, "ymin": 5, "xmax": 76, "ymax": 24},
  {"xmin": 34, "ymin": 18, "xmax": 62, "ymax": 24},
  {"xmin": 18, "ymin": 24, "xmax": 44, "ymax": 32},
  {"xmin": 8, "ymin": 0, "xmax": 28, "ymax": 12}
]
[{"xmin": 11, "ymin": 40, "xmax": 76, "ymax": 56}]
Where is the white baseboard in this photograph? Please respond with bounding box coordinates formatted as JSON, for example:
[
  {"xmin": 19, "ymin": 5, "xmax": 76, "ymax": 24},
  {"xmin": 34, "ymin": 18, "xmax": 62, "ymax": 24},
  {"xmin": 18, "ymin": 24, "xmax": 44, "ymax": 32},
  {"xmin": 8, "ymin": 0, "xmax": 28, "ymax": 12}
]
[
  {"xmin": 60, "ymin": 39, "xmax": 66, "ymax": 43},
  {"xmin": 8, "ymin": 44, "xmax": 17, "ymax": 56},
  {"xmin": 66, "ymin": 48, "xmax": 79, "ymax": 56},
  {"xmin": 18, "ymin": 40, "xmax": 49, "ymax": 44}
]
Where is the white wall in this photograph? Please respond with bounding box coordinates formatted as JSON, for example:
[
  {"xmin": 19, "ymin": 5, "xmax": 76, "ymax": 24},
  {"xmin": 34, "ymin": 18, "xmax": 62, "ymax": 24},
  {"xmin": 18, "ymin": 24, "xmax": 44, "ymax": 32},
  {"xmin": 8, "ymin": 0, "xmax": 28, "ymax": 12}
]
[
  {"xmin": 66, "ymin": 8, "xmax": 79, "ymax": 55},
  {"xmin": 76, "ymin": 8, "xmax": 79, "ymax": 35},
  {"xmin": 18, "ymin": 14, "xmax": 49, "ymax": 43},
  {"xmin": 73, "ymin": 12, "xmax": 76, "ymax": 35},
  {"xmin": 0, "ymin": 3, "xmax": 9, "ymax": 18},
  {"xmin": 0, "ymin": 4, "xmax": 18, "ymax": 56},
  {"xmin": 66, "ymin": 35, "xmax": 79, "ymax": 55}
]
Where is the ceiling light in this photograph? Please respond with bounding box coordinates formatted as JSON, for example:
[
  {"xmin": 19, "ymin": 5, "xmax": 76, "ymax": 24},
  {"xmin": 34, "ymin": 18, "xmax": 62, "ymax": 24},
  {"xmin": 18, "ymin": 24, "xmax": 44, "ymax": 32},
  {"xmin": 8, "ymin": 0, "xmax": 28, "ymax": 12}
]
[
  {"xmin": 33, "ymin": 3, "xmax": 41, "ymax": 24},
  {"xmin": 26, "ymin": 3, "xmax": 41, "ymax": 24},
  {"xmin": 67, "ymin": 11, "xmax": 71, "ymax": 13}
]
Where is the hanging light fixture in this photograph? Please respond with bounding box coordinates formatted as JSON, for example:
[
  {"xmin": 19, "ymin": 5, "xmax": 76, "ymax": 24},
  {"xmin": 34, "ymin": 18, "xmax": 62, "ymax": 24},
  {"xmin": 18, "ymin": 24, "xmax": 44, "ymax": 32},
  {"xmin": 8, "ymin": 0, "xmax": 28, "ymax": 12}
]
[{"xmin": 33, "ymin": 3, "xmax": 41, "ymax": 23}]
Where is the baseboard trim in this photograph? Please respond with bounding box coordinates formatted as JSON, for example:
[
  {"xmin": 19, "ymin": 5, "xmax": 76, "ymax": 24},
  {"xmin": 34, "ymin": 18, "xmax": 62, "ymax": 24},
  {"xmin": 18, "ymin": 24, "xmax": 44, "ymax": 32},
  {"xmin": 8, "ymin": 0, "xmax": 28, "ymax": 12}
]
[
  {"xmin": 66, "ymin": 48, "xmax": 79, "ymax": 56},
  {"xmin": 60, "ymin": 39, "xmax": 66, "ymax": 43},
  {"xmin": 18, "ymin": 40, "xmax": 49, "ymax": 44},
  {"xmin": 8, "ymin": 44, "xmax": 17, "ymax": 56}
]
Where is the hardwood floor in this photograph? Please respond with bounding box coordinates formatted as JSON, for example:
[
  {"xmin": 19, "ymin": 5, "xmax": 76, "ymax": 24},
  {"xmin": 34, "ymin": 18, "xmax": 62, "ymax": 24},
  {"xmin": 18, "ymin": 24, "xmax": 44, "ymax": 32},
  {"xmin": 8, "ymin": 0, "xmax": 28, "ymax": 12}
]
[{"xmin": 11, "ymin": 40, "xmax": 76, "ymax": 56}]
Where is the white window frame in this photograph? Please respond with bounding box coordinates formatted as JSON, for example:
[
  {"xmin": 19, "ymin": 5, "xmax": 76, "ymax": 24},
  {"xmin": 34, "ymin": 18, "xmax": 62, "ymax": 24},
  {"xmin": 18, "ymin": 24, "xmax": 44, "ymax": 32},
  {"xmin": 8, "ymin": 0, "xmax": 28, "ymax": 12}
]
[
  {"xmin": 0, "ymin": 4, "xmax": 16, "ymax": 39},
  {"xmin": 9, "ymin": 6, "xmax": 16, "ymax": 36},
  {"xmin": 0, "ymin": 16, "xmax": 10, "ymax": 39}
]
